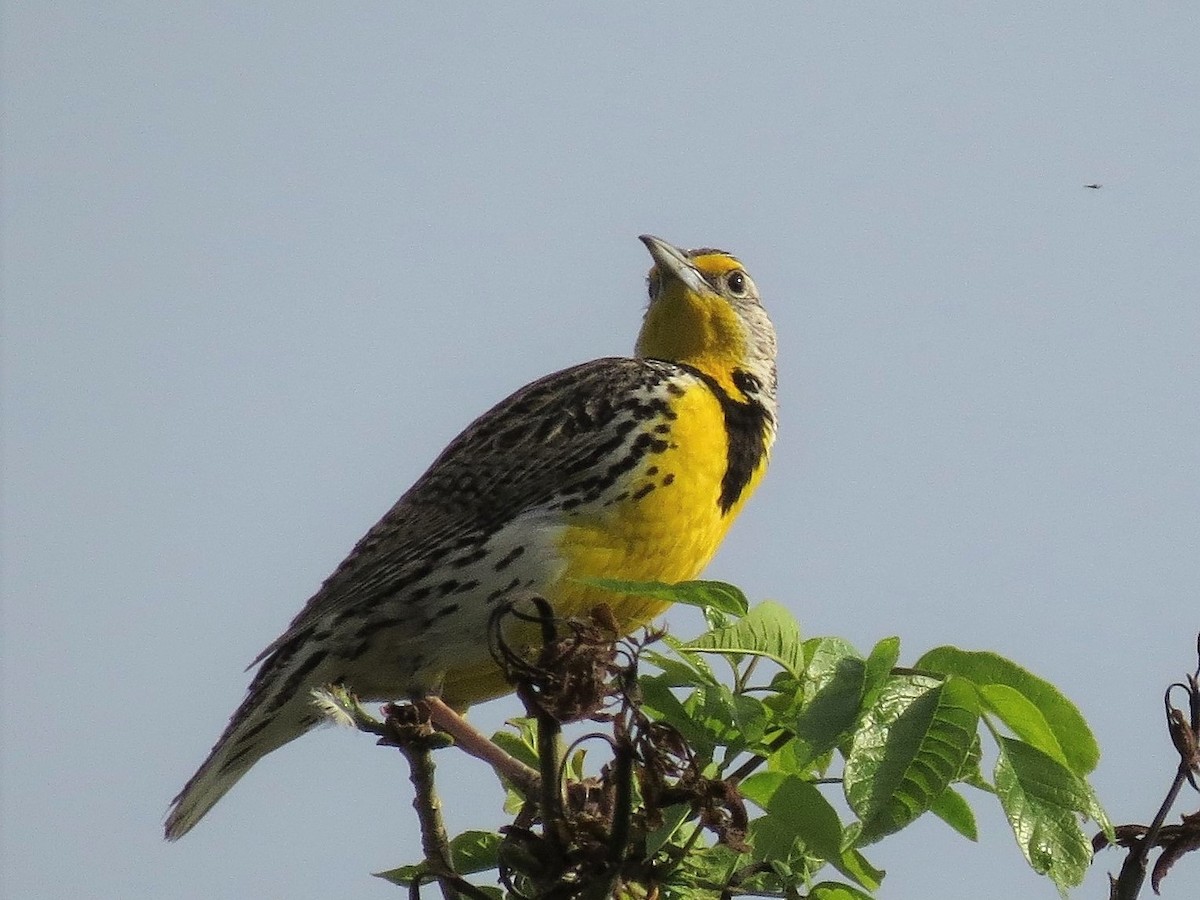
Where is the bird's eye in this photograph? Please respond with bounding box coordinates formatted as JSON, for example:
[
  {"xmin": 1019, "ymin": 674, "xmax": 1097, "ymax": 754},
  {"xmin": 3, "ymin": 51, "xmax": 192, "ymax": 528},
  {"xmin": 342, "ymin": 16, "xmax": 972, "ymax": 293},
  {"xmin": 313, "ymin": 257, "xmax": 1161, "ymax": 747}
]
[{"xmin": 726, "ymin": 271, "xmax": 748, "ymax": 296}]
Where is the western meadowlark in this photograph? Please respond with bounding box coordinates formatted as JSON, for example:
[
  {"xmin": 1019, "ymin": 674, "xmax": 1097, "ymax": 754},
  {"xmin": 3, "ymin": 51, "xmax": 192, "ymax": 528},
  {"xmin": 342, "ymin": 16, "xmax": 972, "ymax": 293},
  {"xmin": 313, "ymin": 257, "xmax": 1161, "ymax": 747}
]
[{"xmin": 165, "ymin": 235, "xmax": 777, "ymax": 839}]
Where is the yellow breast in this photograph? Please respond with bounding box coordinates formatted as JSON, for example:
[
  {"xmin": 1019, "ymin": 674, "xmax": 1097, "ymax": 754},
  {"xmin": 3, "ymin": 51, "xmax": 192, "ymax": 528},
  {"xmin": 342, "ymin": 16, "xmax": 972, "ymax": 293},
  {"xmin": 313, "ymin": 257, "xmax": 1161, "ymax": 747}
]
[
  {"xmin": 551, "ymin": 380, "xmax": 769, "ymax": 627},
  {"xmin": 435, "ymin": 375, "xmax": 771, "ymax": 706}
]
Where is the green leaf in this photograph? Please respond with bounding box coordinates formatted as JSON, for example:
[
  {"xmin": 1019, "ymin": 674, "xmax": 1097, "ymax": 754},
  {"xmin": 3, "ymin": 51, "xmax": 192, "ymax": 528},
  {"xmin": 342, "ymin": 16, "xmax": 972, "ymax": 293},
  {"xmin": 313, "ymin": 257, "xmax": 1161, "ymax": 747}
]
[
  {"xmin": 643, "ymin": 803, "xmax": 693, "ymax": 858},
  {"xmin": 584, "ymin": 578, "xmax": 749, "ymax": 617},
  {"xmin": 978, "ymin": 683, "xmax": 1069, "ymax": 768},
  {"xmin": 645, "ymin": 635, "xmax": 719, "ymax": 686},
  {"xmin": 665, "ymin": 842, "xmax": 744, "ymax": 896},
  {"xmin": 929, "ymin": 786, "xmax": 978, "ymax": 841},
  {"xmin": 740, "ymin": 772, "xmax": 845, "ymax": 861},
  {"xmin": 639, "ymin": 650, "xmax": 702, "ymax": 687},
  {"xmin": 375, "ymin": 830, "xmax": 502, "ymax": 885},
  {"xmin": 491, "ymin": 719, "xmax": 540, "ymax": 769},
  {"xmin": 765, "ymin": 731, "xmax": 833, "ymax": 780},
  {"xmin": 956, "ymin": 733, "xmax": 990, "ymax": 792},
  {"xmin": 862, "ymin": 636, "xmax": 900, "ymax": 702},
  {"xmin": 683, "ymin": 601, "xmax": 804, "ymax": 677},
  {"xmin": 778, "ymin": 638, "xmax": 866, "ymax": 768},
  {"xmin": 447, "ymin": 831, "xmax": 503, "ymax": 875},
  {"xmin": 803, "ymin": 637, "xmax": 862, "ymax": 678},
  {"xmin": 844, "ymin": 674, "xmax": 980, "ymax": 843},
  {"xmin": 641, "ymin": 678, "xmax": 770, "ymax": 760},
  {"xmin": 374, "ymin": 866, "xmax": 421, "ymax": 887},
  {"xmin": 684, "ymin": 683, "xmax": 768, "ymax": 754},
  {"xmin": 638, "ymin": 675, "xmax": 717, "ymax": 759},
  {"xmin": 993, "ymin": 737, "xmax": 1101, "ymax": 892},
  {"xmin": 916, "ymin": 647, "xmax": 1099, "ymax": 775},
  {"xmin": 808, "ymin": 883, "xmax": 877, "ymax": 900},
  {"xmin": 833, "ymin": 848, "xmax": 885, "ymax": 892}
]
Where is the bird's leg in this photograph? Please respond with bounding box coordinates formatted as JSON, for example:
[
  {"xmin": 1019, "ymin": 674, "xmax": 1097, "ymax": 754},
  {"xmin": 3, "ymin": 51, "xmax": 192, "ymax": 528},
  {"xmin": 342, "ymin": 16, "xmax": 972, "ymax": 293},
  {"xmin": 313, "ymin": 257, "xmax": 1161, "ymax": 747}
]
[{"xmin": 425, "ymin": 696, "xmax": 542, "ymax": 800}]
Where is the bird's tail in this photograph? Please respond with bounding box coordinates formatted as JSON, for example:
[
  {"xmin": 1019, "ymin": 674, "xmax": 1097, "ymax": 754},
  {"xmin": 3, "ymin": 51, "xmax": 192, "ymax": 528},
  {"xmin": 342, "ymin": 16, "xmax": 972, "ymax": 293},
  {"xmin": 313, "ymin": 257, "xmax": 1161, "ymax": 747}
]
[{"xmin": 165, "ymin": 645, "xmax": 325, "ymax": 840}]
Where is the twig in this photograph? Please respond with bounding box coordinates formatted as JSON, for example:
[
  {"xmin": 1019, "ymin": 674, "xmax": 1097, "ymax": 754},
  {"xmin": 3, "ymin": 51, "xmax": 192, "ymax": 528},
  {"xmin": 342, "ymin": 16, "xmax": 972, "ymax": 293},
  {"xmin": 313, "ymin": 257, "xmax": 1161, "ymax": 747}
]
[
  {"xmin": 518, "ymin": 598, "xmax": 567, "ymax": 848},
  {"xmin": 1111, "ymin": 765, "xmax": 1190, "ymax": 900},
  {"xmin": 526, "ymin": 681, "xmax": 567, "ymax": 847},
  {"xmin": 378, "ymin": 705, "xmax": 460, "ymax": 900},
  {"xmin": 725, "ymin": 730, "xmax": 794, "ymax": 784},
  {"xmin": 1107, "ymin": 633, "xmax": 1200, "ymax": 900}
]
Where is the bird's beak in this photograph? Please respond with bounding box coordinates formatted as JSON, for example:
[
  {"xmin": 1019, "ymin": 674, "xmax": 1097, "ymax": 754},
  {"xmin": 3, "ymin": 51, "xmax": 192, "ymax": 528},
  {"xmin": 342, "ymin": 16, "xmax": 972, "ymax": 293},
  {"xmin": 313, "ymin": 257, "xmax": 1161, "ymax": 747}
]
[{"xmin": 639, "ymin": 234, "xmax": 711, "ymax": 297}]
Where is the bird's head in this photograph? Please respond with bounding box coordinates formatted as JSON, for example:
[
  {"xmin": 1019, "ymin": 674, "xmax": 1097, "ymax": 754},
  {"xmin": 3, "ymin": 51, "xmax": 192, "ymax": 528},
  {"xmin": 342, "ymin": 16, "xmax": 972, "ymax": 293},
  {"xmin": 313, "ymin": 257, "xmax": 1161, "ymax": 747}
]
[{"xmin": 635, "ymin": 235, "xmax": 777, "ymax": 412}]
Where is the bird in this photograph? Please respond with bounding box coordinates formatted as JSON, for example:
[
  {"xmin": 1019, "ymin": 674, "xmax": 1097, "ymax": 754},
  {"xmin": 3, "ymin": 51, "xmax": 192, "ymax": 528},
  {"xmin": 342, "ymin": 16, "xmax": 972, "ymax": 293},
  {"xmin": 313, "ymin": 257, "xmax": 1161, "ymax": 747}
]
[{"xmin": 165, "ymin": 234, "xmax": 778, "ymax": 839}]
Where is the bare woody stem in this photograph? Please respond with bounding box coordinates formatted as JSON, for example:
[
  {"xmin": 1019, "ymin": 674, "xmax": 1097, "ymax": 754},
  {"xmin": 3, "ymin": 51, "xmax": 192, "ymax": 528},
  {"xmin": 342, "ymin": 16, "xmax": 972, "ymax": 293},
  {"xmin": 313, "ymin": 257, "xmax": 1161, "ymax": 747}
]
[
  {"xmin": 1110, "ymin": 636, "xmax": 1200, "ymax": 900},
  {"xmin": 1110, "ymin": 764, "xmax": 1189, "ymax": 900},
  {"xmin": 393, "ymin": 725, "xmax": 460, "ymax": 900}
]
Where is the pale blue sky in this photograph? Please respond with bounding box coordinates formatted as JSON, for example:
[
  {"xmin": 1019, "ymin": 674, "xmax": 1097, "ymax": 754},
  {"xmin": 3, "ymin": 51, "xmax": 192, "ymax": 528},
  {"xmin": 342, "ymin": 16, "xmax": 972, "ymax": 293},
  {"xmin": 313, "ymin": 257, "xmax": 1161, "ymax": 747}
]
[{"xmin": 4, "ymin": 4, "xmax": 1198, "ymax": 898}]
